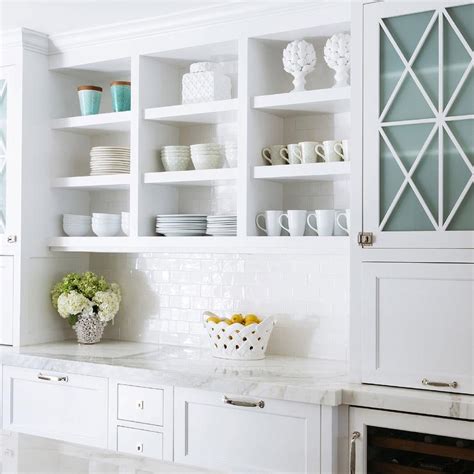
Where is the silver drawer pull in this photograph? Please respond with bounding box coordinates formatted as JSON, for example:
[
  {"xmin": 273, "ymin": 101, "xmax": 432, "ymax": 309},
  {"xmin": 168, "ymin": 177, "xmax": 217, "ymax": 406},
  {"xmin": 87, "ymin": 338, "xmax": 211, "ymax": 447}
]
[
  {"xmin": 422, "ymin": 378, "xmax": 457, "ymax": 388},
  {"xmin": 223, "ymin": 396, "xmax": 264, "ymax": 409},
  {"xmin": 37, "ymin": 373, "xmax": 68, "ymax": 383}
]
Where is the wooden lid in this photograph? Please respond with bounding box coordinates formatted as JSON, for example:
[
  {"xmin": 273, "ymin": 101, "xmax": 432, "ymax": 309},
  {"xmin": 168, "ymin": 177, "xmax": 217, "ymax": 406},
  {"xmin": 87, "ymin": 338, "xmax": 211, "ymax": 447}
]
[
  {"xmin": 110, "ymin": 81, "xmax": 131, "ymax": 86},
  {"xmin": 77, "ymin": 85, "xmax": 102, "ymax": 92}
]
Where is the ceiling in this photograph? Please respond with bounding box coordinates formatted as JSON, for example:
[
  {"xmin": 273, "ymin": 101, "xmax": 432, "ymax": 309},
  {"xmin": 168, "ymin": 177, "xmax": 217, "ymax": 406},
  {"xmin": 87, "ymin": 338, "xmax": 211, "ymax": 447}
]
[{"xmin": 0, "ymin": 0, "xmax": 241, "ymax": 36}]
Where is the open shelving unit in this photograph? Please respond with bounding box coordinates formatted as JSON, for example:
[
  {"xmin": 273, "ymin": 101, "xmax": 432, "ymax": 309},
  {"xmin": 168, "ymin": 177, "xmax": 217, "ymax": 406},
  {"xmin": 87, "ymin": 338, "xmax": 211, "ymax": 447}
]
[{"xmin": 47, "ymin": 5, "xmax": 352, "ymax": 252}]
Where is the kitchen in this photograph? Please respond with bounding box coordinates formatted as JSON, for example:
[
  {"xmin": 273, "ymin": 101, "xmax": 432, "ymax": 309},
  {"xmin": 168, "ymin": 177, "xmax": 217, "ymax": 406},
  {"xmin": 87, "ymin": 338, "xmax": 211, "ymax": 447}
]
[{"xmin": 0, "ymin": 0, "xmax": 472, "ymax": 472}]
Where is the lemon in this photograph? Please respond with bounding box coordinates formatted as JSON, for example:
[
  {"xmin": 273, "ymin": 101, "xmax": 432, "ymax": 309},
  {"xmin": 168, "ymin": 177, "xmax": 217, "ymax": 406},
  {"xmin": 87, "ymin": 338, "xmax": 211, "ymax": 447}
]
[
  {"xmin": 224, "ymin": 319, "xmax": 233, "ymax": 325},
  {"xmin": 206, "ymin": 316, "xmax": 220, "ymax": 324},
  {"xmin": 244, "ymin": 314, "xmax": 261, "ymax": 324},
  {"xmin": 230, "ymin": 314, "xmax": 244, "ymax": 324}
]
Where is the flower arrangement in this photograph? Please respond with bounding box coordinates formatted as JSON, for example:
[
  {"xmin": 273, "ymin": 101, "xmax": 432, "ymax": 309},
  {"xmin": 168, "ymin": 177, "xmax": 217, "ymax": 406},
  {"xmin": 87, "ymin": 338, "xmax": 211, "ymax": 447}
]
[
  {"xmin": 51, "ymin": 272, "xmax": 121, "ymax": 344},
  {"xmin": 282, "ymin": 39, "xmax": 317, "ymax": 92},
  {"xmin": 324, "ymin": 33, "xmax": 351, "ymax": 87}
]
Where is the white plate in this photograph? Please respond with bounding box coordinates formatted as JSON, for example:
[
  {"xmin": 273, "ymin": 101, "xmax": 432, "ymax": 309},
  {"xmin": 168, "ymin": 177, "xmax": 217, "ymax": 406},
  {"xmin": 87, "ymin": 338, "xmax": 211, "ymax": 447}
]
[{"xmin": 156, "ymin": 214, "xmax": 207, "ymax": 218}]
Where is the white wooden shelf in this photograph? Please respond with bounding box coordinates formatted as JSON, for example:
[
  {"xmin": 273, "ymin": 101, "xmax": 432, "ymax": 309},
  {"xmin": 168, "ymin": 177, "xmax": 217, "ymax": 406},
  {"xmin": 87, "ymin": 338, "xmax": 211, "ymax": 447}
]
[
  {"xmin": 144, "ymin": 99, "xmax": 238, "ymax": 126},
  {"xmin": 253, "ymin": 87, "xmax": 350, "ymax": 116},
  {"xmin": 254, "ymin": 162, "xmax": 350, "ymax": 182},
  {"xmin": 52, "ymin": 174, "xmax": 131, "ymax": 190},
  {"xmin": 49, "ymin": 236, "xmax": 349, "ymax": 254},
  {"xmin": 144, "ymin": 168, "xmax": 237, "ymax": 186},
  {"xmin": 51, "ymin": 111, "xmax": 131, "ymax": 134}
]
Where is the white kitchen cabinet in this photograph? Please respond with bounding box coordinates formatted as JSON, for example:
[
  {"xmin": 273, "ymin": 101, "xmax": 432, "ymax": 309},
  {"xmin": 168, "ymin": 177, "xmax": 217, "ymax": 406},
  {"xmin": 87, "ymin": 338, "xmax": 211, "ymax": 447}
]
[
  {"xmin": 362, "ymin": 262, "xmax": 473, "ymax": 394},
  {"xmin": 117, "ymin": 426, "xmax": 163, "ymax": 460},
  {"xmin": 174, "ymin": 387, "xmax": 321, "ymax": 473},
  {"xmin": 362, "ymin": 0, "xmax": 473, "ymax": 249},
  {"xmin": 118, "ymin": 383, "xmax": 164, "ymax": 426},
  {"xmin": 0, "ymin": 256, "xmax": 13, "ymax": 345},
  {"xmin": 349, "ymin": 407, "xmax": 474, "ymax": 473},
  {"xmin": 2, "ymin": 366, "xmax": 108, "ymax": 448}
]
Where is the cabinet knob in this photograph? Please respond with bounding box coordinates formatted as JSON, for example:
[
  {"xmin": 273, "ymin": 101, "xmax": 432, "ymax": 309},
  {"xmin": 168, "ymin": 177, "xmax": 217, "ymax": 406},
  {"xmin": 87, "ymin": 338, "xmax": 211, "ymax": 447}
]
[
  {"xmin": 7, "ymin": 235, "xmax": 17, "ymax": 244},
  {"xmin": 137, "ymin": 400, "xmax": 144, "ymax": 410},
  {"xmin": 136, "ymin": 443, "xmax": 143, "ymax": 453}
]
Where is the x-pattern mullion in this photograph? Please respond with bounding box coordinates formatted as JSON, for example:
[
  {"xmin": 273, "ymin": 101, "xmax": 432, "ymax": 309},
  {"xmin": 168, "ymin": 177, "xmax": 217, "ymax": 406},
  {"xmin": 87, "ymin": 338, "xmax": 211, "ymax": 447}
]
[{"xmin": 379, "ymin": 124, "xmax": 439, "ymax": 230}]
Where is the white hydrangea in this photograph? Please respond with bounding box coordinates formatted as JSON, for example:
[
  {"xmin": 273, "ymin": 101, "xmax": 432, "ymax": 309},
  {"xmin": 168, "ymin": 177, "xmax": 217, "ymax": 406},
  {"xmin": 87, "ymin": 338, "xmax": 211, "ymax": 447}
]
[
  {"xmin": 57, "ymin": 291, "xmax": 92, "ymax": 319},
  {"xmin": 93, "ymin": 290, "xmax": 120, "ymax": 322}
]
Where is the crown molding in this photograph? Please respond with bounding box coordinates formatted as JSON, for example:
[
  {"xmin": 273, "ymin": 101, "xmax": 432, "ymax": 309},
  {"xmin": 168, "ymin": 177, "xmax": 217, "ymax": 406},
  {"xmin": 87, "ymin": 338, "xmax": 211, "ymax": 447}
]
[
  {"xmin": 0, "ymin": 28, "xmax": 49, "ymax": 55},
  {"xmin": 47, "ymin": 2, "xmax": 340, "ymax": 54}
]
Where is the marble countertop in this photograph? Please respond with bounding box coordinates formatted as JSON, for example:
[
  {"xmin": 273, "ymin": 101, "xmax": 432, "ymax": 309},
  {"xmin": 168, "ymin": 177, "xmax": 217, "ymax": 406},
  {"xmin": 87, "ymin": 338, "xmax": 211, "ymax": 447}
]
[{"xmin": 1, "ymin": 340, "xmax": 472, "ymax": 419}]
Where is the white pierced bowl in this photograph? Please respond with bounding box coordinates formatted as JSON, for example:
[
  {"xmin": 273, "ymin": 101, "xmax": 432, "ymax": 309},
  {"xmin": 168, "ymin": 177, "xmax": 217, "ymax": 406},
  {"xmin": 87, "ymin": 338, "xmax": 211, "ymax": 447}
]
[{"xmin": 203, "ymin": 312, "xmax": 275, "ymax": 360}]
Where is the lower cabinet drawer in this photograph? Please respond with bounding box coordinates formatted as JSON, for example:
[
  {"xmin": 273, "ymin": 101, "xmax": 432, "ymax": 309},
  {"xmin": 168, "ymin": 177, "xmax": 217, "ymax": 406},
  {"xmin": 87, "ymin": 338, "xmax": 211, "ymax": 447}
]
[
  {"xmin": 174, "ymin": 387, "xmax": 321, "ymax": 473},
  {"xmin": 117, "ymin": 426, "xmax": 163, "ymax": 460},
  {"xmin": 2, "ymin": 366, "xmax": 108, "ymax": 448},
  {"xmin": 118, "ymin": 383, "xmax": 163, "ymax": 426}
]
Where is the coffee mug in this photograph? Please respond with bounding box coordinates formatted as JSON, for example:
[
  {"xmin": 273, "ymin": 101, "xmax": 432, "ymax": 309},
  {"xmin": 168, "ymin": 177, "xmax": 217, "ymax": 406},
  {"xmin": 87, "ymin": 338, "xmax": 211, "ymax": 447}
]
[
  {"xmin": 256, "ymin": 210, "xmax": 283, "ymax": 236},
  {"xmin": 306, "ymin": 210, "xmax": 335, "ymax": 236},
  {"xmin": 279, "ymin": 210, "xmax": 307, "ymax": 236},
  {"xmin": 334, "ymin": 210, "xmax": 347, "ymax": 236},
  {"xmin": 298, "ymin": 141, "xmax": 319, "ymax": 163},
  {"xmin": 281, "ymin": 144, "xmax": 302, "ymax": 164},
  {"xmin": 262, "ymin": 145, "xmax": 290, "ymax": 165},
  {"xmin": 334, "ymin": 139, "xmax": 349, "ymax": 162},
  {"xmin": 336, "ymin": 209, "xmax": 350, "ymax": 234},
  {"xmin": 315, "ymin": 140, "xmax": 344, "ymax": 162}
]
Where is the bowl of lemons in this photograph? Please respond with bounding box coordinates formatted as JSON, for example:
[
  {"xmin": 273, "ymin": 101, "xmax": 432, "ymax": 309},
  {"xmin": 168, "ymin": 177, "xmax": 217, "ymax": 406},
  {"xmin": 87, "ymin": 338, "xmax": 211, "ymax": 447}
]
[{"xmin": 203, "ymin": 311, "xmax": 275, "ymax": 360}]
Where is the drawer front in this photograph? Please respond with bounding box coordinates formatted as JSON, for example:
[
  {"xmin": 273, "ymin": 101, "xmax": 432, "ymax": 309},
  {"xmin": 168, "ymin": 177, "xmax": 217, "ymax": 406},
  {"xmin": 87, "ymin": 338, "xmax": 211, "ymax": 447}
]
[
  {"xmin": 118, "ymin": 384, "xmax": 163, "ymax": 426},
  {"xmin": 117, "ymin": 426, "xmax": 163, "ymax": 460},
  {"xmin": 175, "ymin": 388, "xmax": 320, "ymax": 473},
  {"xmin": 362, "ymin": 263, "xmax": 474, "ymax": 394},
  {"xmin": 2, "ymin": 366, "xmax": 108, "ymax": 448}
]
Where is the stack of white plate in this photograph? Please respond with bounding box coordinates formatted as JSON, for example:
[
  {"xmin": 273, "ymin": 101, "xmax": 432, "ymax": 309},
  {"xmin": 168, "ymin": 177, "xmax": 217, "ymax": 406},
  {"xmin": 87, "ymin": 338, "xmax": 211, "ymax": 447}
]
[
  {"xmin": 161, "ymin": 146, "xmax": 191, "ymax": 172},
  {"xmin": 190, "ymin": 143, "xmax": 224, "ymax": 170},
  {"xmin": 90, "ymin": 146, "xmax": 130, "ymax": 175},
  {"xmin": 63, "ymin": 214, "xmax": 91, "ymax": 236},
  {"xmin": 206, "ymin": 215, "xmax": 237, "ymax": 236},
  {"xmin": 156, "ymin": 214, "xmax": 207, "ymax": 236},
  {"xmin": 92, "ymin": 213, "xmax": 121, "ymax": 237}
]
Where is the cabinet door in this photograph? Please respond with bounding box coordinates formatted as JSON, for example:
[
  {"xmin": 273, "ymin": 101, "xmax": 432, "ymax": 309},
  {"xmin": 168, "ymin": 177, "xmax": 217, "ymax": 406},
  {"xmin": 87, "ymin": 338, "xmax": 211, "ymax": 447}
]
[
  {"xmin": 363, "ymin": 1, "xmax": 473, "ymax": 249},
  {"xmin": 174, "ymin": 388, "xmax": 321, "ymax": 473},
  {"xmin": 349, "ymin": 407, "xmax": 474, "ymax": 474},
  {"xmin": 362, "ymin": 262, "xmax": 473, "ymax": 394},
  {"xmin": 2, "ymin": 366, "xmax": 108, "ymax": 448},
  {"xmin": 0, "ymin": 256, "xmax": 13, "ymax": 345}
]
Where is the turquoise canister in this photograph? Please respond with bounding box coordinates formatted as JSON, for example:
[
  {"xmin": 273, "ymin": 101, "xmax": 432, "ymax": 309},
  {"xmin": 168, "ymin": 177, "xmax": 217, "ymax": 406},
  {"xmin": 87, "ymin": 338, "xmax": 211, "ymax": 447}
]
[
  {"xmin": 77, "ymin": 85, "xmax": 102, "ymax": 115},
  {"xmin": 110, "ymin": 81, "xmax": 131, "ymax": 112}
]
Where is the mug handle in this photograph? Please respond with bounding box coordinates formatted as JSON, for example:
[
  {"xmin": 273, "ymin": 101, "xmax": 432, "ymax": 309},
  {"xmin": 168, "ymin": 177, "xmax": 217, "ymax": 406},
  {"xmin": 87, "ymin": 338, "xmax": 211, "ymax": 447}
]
[
  {"xmin": 255, "ymin": 213, "xmax": 267, "ymax": 234},
  {"xmin": 306, "ymin": 213, "xmax": 319, "ymax": 235},
  {"xmin": 315, "ymin": 144, "xmax": 325, "ymax": 162},
  {"xmin": 294, "ymin": 147, "xmax": 302, "ymax": 163},
  {"xmin": 280, "ymin": 147, "xmax": 290, "ymax": 164},
  {"xmin": 278, "ymin": 214, "xmax": 290, "ymax": 233},
  {"xmin": 336, "ymin": 212, "xmax": 349, "ymax": 233},
  {"xmin": 262, "ymin": 147, "xmax": 272, "ymax": 164},
  {"xmin": 334, "ymin": 142, "xmax": 344, "ymax": 161}
]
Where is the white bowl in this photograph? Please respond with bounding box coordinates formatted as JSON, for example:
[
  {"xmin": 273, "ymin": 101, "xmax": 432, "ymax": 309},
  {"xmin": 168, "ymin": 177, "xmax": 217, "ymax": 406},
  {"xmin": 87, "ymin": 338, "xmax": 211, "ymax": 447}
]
[
  {"xmin": 92, "ymin": 220, "xmax": 121, "ymax": 237},
  {"xmin": 63, "ymin": 214, "xmax": 91, "ymax": 221},
  {"xmin": 92, "ymin": 213, "xmax": 121, "ymax": 220},
  {"xmin": 162, "ymin": 155, "xmax": 192, "ymax": 172},
  {"xmin": 191, "ymin": 154, "xmax": 224, "ymax": 170},
  {"xmin": 162, "ymin": 145, "xmax": 189, "ymax": 150},
  {"xmin": 63, "ymin": 222, "xmax": 91, "ymax": 237}
]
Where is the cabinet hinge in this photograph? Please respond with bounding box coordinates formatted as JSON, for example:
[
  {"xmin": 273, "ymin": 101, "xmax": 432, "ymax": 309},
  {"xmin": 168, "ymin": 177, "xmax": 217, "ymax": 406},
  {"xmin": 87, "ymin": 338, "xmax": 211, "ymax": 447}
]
[{"xmin": 357, "ymin": 232, "xmax": 373, "ymax": 247}]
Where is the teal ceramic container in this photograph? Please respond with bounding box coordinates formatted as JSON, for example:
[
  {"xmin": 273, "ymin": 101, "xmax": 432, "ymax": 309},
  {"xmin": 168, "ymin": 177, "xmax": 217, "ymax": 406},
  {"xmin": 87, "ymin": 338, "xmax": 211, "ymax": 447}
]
[
  {"xmin": 77, "ymin": 85, "xmax": 102, "ymax": 115},
  {"xmin": 111, "ymin": 81, "xmax": 131, "ymax": 112}
]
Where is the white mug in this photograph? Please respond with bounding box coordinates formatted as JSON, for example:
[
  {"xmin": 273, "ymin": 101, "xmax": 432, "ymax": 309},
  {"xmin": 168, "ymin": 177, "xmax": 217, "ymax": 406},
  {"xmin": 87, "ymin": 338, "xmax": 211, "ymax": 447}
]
[
  {"xmin": 298, "ymin": 141, "xmax": 319, "ymax": 164},
  {"xmin": 262, "ymin": 145, "xmax": 290, "ymax": 165},
  {"xmin": 334, "ymin": 139, "xmax": 349, "ymax": 162},
  {"xmin": 306, "ymin": 210, "xmax": 335, "ymax": 236},
  {"xmin": 279, "ymin": 210, "xmax": 307, "ymax": 236},
  {"xmin": 281, "ymin": 144, "xmax": 302, "ymax": 165},
  {"xmin": 315, "ymin": 140, "xmax": 344, "ymax": 162},
  {"xmin": 256, "ymin": 210, "xmax": 283, "ymax": 236},
  {"xmin": 334, "ymin": 210, "xmax": 347, "ymax": 236},
  {"xmin": 336, "ymin": 209, "xmax": 350, "ymax": 234}
]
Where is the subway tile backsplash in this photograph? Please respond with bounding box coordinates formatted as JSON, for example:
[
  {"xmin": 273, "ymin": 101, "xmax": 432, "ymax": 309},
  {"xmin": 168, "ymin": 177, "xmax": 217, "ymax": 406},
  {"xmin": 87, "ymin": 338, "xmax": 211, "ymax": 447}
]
[{"xmin": 92, "ymin": 250, "xmax": 349, "ymax": 361}]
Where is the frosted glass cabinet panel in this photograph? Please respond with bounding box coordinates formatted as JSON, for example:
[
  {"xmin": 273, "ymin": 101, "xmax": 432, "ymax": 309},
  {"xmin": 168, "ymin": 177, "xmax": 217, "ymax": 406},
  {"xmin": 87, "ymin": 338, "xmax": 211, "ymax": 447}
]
[{"xmin": 363, "ymin": 1, "xmax": 474, "ymax": 248}]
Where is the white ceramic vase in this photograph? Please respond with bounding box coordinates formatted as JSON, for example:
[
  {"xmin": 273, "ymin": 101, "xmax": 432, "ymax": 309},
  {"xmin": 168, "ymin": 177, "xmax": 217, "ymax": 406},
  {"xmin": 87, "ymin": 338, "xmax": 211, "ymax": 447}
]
[
  {"xmin": 282, "ymin": 39, "xmax": 316, "ymax": 93},
  {"xmin": 324, "ymin": 33, "xmax": 351, "ymax": 88}
]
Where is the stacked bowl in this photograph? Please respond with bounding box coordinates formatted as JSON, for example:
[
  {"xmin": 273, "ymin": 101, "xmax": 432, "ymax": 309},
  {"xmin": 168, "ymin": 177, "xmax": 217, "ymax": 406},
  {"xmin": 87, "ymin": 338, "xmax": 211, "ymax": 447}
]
[
  {"xmin": 63, "ymin": 214, "xmax": 91, "ymax": 236},
  {"xmin": 161, "ymin": 146, "xmax": 191, "ymax": 172},
  {"xmin": 190, "ymin": 143, "xmax": 224, "ymax": 170},
  {"xmin": 92, "ymin": 213, "xmax": 121, "ymax": 237},
  {"xmin": 224, "ymin": 142, "xmax": 238, "ymax": 168}
]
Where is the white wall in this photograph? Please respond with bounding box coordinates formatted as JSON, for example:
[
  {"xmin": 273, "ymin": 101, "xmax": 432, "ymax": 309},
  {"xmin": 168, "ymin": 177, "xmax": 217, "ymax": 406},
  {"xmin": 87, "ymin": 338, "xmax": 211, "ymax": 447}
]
[{"xmin": 91, "ymin": 250, "xmax": 350, "ymax": 361}]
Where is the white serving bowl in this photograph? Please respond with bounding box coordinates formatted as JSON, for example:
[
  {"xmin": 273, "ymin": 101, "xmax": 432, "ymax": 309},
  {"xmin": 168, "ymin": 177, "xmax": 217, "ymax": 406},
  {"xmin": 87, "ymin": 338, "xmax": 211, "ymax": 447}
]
[
  {"xmin": 63, "ymin": 222, "xmax": 91, "ymax": 237},
  {"xmin": 92, "ymin": 220, "xmax": 121, "ymax": 237},
  {"xmin": 191, "ymin": 154, "xmax": 224, "ymax": 170},
  {"xmin": 162, "ymin": 155, "xmax": 192, "ymax": 172},
  {"xmin": 92, "ymin": 213, "xmax": 121, "ymax": 221},
  {"xmin": 63, "ymin": 214, "xmax": 91, "ymax": 221},
  {"xmin": 162, "ymin": 145, "xmax": 189, "ymax": 150},
  {"xmin": 190, "ymin": 143, "xmax": 221, "ymax": 151}
]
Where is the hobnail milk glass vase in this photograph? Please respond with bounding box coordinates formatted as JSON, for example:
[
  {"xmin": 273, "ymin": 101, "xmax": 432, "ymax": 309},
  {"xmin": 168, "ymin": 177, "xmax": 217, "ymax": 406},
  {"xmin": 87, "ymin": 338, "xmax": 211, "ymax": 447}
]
[{"xmin": 73, "ymin": 317, "xmax": 106, "ymax": 344}]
